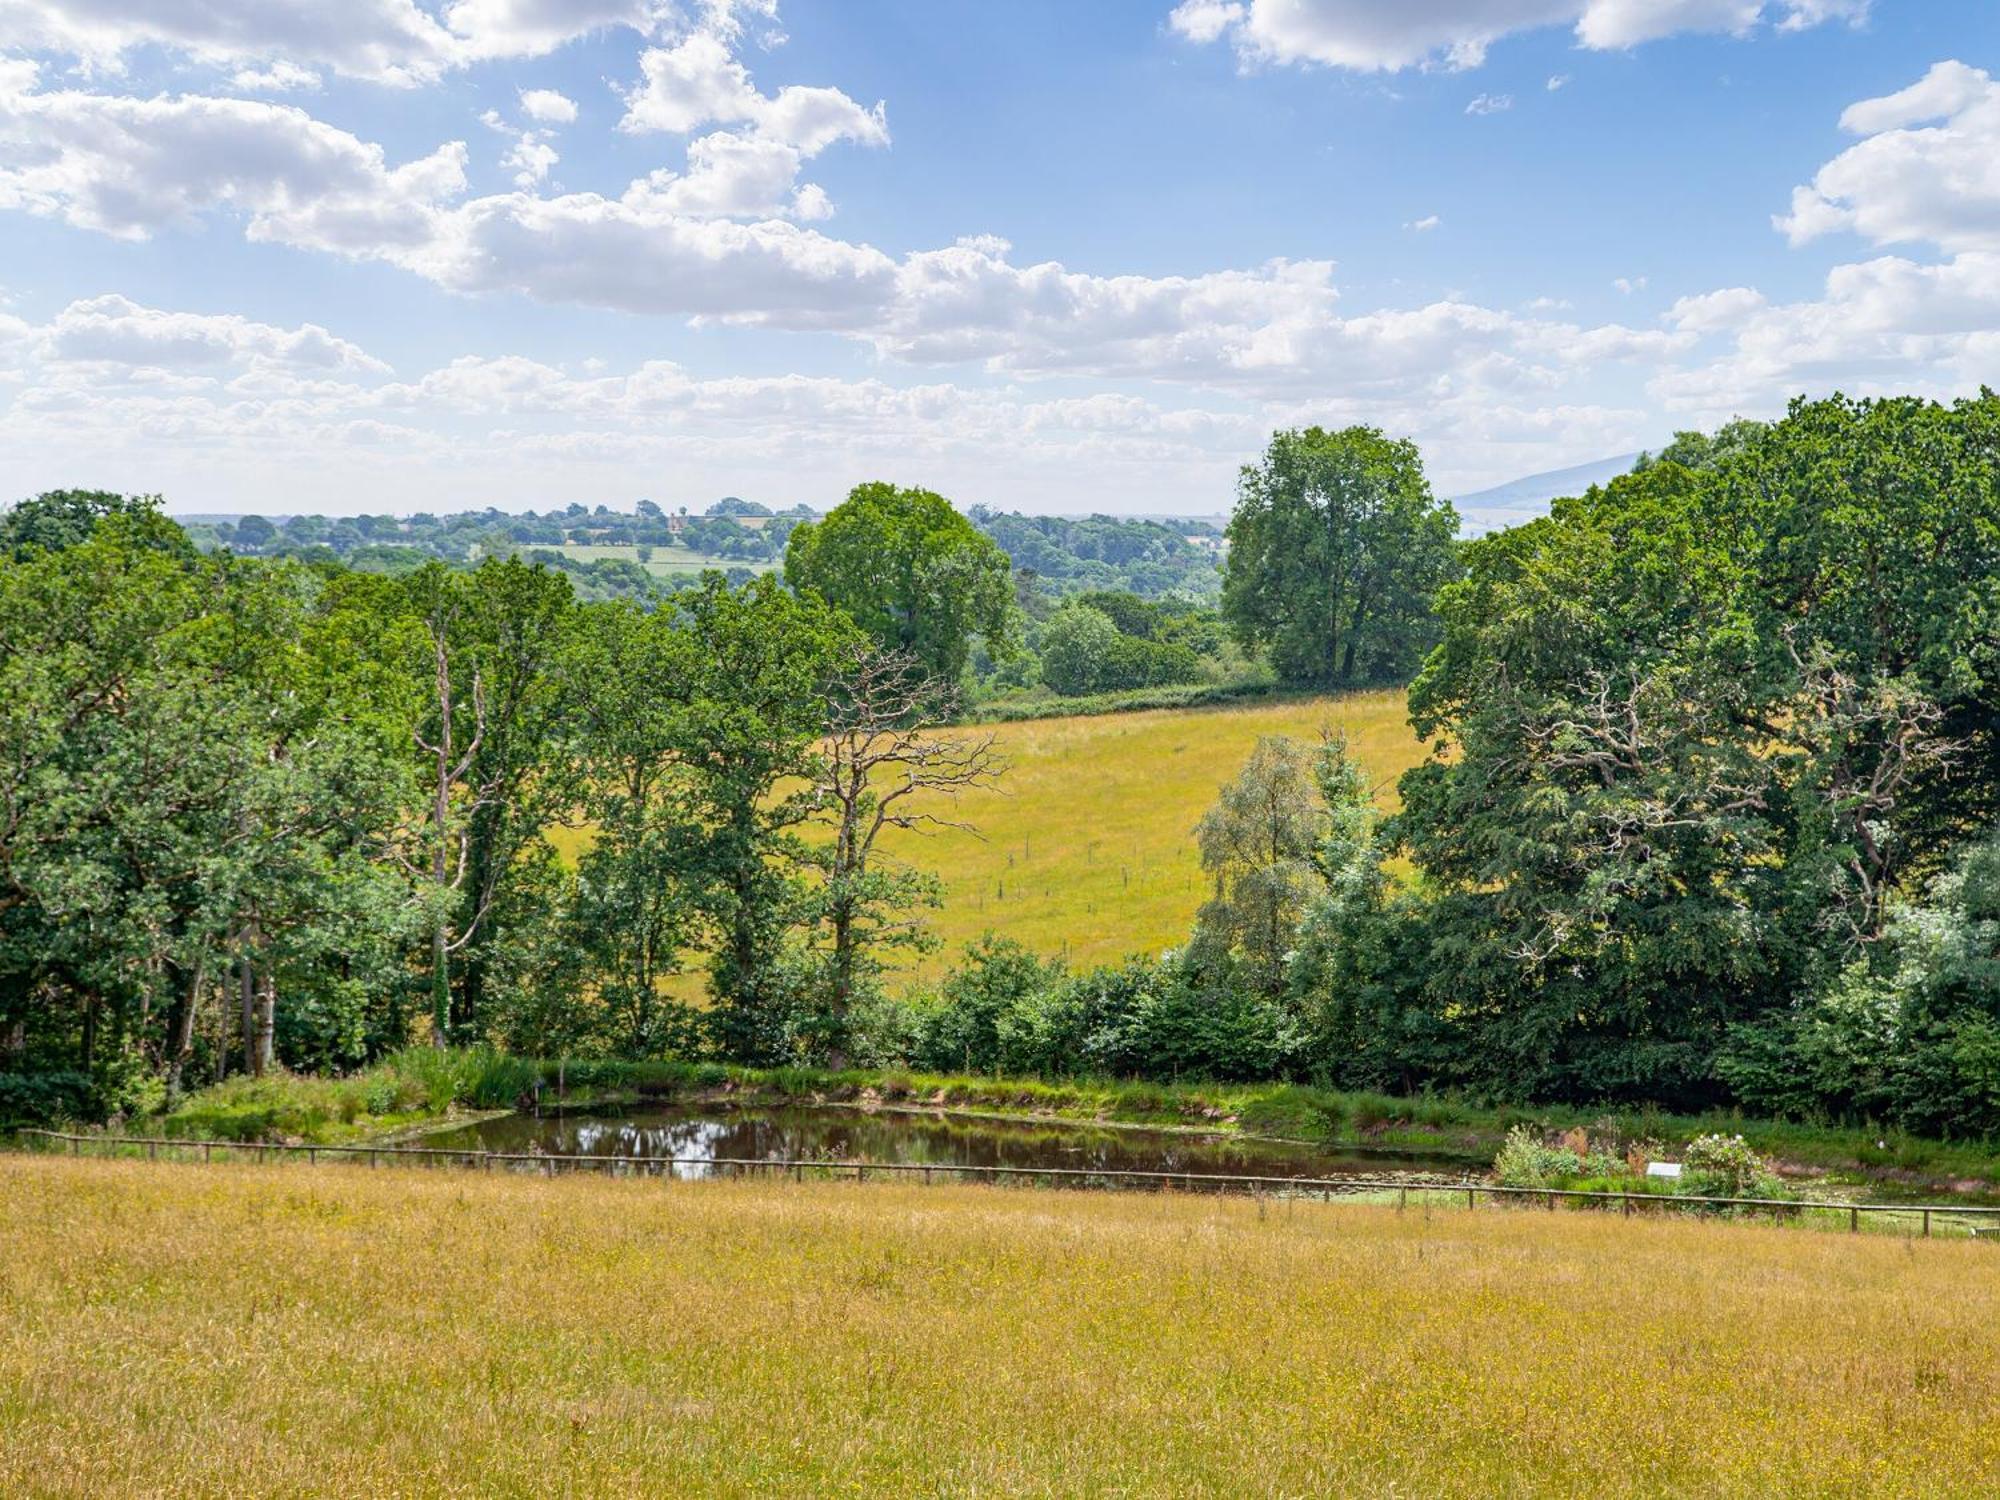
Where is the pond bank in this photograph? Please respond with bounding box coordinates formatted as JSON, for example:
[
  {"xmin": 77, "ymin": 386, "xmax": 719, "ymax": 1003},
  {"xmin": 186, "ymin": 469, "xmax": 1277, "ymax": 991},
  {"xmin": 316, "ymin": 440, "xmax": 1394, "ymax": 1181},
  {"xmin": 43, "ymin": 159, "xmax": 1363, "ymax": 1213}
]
[{"xmin": 123, "ymin": 1052, "xmax": 2000, "ymax": 1201}]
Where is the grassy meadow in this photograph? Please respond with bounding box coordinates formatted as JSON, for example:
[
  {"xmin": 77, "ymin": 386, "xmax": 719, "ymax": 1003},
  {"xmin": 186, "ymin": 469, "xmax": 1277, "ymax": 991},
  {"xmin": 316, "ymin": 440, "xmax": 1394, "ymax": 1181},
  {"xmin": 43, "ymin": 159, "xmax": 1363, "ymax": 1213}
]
[
  {"xmin": 877, "ymin": 690, "xmax": 1423, "ymax": 977},
  {"xmin": 544, "ymin": 689, "xmax": 1426, "ymax": 982},
  {"xmin": 5, "ymin": 1155, "xmax": 1997, "ymax": 1498}
]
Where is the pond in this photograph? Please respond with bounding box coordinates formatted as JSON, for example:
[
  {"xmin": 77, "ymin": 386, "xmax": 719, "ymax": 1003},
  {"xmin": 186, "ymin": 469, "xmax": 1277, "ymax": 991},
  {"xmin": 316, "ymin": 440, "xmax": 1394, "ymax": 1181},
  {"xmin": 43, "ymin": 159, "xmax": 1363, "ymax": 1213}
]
[{"xmin": 421, "ymin": 1103, "xmax": 1481, "ymax": 1189}]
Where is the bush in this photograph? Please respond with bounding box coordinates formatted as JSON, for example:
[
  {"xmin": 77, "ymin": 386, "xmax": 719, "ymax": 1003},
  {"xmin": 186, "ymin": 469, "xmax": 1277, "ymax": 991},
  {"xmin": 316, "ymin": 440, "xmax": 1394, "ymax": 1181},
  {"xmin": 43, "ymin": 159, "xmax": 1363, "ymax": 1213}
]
[
  {"xmin": 1678, "ymin": 1133, "xmax": 1785, "ymax": 1200},
  {"xmin": 0, "ymin": 1069, "xmax": 99, "ymax": 1129}
]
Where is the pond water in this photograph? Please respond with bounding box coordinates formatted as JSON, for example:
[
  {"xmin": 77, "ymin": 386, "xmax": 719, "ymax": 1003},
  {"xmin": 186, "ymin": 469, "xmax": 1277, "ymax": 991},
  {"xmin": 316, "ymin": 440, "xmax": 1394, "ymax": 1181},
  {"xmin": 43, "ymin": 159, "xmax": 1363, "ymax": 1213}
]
[{"xmin": 421, "ymin": 1103, "xmax": 1480, "ymax": 1188}]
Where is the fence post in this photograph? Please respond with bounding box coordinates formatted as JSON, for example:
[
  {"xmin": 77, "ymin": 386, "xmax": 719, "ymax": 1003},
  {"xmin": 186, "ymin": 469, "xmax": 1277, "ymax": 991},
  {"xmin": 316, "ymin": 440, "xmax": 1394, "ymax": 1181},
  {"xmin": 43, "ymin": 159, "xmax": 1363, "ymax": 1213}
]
[
  {"xmin": 856, "ymin": 1164, "xmax": 866, "ymax": 1183},
  {"xmin": 1923, "ymin": 1209, "xmax": 1931, "ymax": 1239},
  {"xmin": 307, "ymin": 1147, "xmax": 316, "ymax": 1166},
  {"xmin": 1398, "ymin": 1187, "xmax": 1407, "ymax": 1213},
  {"xmin": 1850, "ymin": 1206, "xmax": 1859, "ymax": 1234},
  {"xmin": 70, "ymin": 1136, "xmax": 78, "ymax": 1157},
  {"xmin": 1467, "ymin": 1186, "xmax": 1476, "ymax": 1212}
]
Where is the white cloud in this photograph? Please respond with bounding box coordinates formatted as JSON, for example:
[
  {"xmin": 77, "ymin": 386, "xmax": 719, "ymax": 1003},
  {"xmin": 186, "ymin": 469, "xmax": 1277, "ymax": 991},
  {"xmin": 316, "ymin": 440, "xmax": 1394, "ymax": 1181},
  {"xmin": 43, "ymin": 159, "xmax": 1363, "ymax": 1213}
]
[
  {"xmin": 518, "ymin": 87, "xmax": 578, "ymax": 125},
  {"xmin": 1169, "ymin": 0, "xmax": 1867, "ymax": 72},
  {"xmin": 1777, "ymin": 61, "xmax": 2000, "ymax": 253},
  {"xmin": 1546, "ymin": 73, "xmax": 1570, "ymax": 90},
  {"xmin": 1465, "ymin": 92, "xmax": 1512, "ymax": 115},
  {"xmin": 0, "ymin": 0, "xmax": 680, "ymax": 84},
  {"xmin": 0, "ymin": 69, "xmax": 464, "ymax": 245},
  {"xmin": 36, "ymin": 292, "xmax": 387, "ymax": 372},
  {"xmin": 1407, "ymin": 214, "xmax": 1441, "ymax": 231},
  {"xmin": 230, "ymin": 61, "xmax": 321, "ymax": 94},
  {"xmin": 617, "ymin": 30, "xmax": 888, "ymax": 154},
  {"xmin": 1614, "ymin": 275, "xmax": 1648, "ymax": 294},
  {"xmin": 0, "ymin": 0, "xmax": 460, "ymax": 85}
]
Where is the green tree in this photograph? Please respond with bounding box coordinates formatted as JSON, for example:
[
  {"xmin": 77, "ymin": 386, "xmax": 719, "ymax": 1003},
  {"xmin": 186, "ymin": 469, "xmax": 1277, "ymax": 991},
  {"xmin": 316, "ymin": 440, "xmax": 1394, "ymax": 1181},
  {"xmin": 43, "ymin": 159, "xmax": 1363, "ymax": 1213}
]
[
  {"xmin": 1038, "ymin": 603, "xmax": 1119, "ymax": 696},
  {"xmin": 668, "ymin": 574, "xmax": 862, "ymax": 1062},
  {"xmin": 1222, "ymin": 426, "xmax": 1459, "ymax": 688},
  {"xmin": 785, "ymin": 482, "xmax": 1016, "ymax": 686},
  {"xmin": 1191, "ymin": 736, "xmax": 1331, "ymax": 997}
]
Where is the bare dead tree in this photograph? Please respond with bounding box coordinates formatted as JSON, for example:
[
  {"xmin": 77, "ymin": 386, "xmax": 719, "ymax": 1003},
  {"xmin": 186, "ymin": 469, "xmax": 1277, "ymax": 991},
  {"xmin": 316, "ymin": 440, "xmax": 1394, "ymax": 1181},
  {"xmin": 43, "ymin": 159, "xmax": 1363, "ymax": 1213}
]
[
  {"xmin": 391, "ymin": 594, "xmax": 503, "ymax": 1046},
  {"xmin": 806, "ymin": 648, "xmax": 1004, "ymax": 1032}
]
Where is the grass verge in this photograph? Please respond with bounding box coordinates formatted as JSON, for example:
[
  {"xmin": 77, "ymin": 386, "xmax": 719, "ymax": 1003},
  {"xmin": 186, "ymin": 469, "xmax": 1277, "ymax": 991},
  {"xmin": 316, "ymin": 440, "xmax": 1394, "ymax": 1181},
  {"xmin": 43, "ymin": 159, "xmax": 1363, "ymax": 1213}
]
[{"xmin": 4, "ymin": 1155, "xmax": 1998, "ymax": 1497}]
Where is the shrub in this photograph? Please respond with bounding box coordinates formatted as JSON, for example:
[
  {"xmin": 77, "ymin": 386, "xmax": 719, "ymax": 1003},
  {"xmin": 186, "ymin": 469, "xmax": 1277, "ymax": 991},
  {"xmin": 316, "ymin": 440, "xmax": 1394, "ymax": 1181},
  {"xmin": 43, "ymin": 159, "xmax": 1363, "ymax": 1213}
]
[
  {"xmin": 0, "ymin": 1069, "xmax": 99, "ymax": 1129},
  {"xmin": 1678, "ymin": 1133, "xmax": 1785, "ymax": 1200}
]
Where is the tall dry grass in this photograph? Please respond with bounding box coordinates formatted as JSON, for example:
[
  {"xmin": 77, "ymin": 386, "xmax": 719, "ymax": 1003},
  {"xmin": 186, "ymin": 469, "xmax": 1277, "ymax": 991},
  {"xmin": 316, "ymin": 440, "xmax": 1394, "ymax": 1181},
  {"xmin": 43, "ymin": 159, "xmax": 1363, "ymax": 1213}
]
[{"xmin": 3, "ymin": 1155, "xmax": 1995, "ymax": 1497}]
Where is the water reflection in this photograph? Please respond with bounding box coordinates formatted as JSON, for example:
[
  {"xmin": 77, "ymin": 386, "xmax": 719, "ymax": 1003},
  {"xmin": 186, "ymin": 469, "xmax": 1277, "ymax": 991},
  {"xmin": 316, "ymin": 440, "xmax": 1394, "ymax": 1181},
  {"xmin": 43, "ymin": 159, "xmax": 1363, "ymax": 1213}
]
[{"xmin": 421, "ymin": 1104, "xmax": 1476, "ymax": 1187}]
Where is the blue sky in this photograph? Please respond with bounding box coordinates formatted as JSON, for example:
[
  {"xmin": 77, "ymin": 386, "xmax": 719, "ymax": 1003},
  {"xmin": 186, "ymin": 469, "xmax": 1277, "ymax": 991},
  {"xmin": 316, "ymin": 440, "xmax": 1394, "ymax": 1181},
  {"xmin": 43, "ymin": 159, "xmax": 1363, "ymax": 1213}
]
[{"xmin": 0, "ymin": 1, "xmax": 1996, "ymax": 522}]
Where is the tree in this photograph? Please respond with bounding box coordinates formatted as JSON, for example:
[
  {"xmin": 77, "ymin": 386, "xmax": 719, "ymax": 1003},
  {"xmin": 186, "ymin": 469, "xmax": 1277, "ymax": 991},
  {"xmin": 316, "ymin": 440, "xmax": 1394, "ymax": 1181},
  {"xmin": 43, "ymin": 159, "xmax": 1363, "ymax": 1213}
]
[
  {"xmin": 668, "ymin": 574, "xmax": 862, "ymax": 1062},
  {"xmin": 1039, "ymin": 603, "xmax": 1119, "ymax": 695},
  {"xmin": 1191, "ymin": 736, "xmax": 1331, "ymax": 996},
  {"xmin": 799, "ymin": 649, "xmax": 1002, "ymax": 1053},
  {"xmin": 1222, "ymin": 426, "xmax": 1459, "ymax": 688},
  {"xmin": 563, "ymin": 601, "xmax": 701, "ymax": 1056},
  {"xmin": 231, "ymin": 514, "xmax": 277, "ymax": 551},
  {"xmin": 0, "ymin": 489, "xmax": 170, "ymax": 560},
  {"xmin": 785, "ymin": 482, "xmax": 1017, "ymax": 687}
]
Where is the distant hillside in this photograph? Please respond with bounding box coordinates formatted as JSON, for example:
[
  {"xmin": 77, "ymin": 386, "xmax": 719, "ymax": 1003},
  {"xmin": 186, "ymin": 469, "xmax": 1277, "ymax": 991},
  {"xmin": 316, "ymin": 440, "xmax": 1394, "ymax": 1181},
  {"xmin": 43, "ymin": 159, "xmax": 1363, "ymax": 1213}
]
[{"xmin": 1450, "ymin": 453, "xmax": 1643, "ymax": 534}]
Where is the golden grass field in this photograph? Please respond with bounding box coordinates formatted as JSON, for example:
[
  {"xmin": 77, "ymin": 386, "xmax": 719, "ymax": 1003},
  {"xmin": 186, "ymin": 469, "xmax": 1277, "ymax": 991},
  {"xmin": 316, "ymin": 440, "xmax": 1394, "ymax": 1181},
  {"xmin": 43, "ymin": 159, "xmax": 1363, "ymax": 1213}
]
[
  {"xmin": 546, "ymin": 690, "xmax": 1427, "ymax": 985},
  {"xmin": 4, "ymin": 1156, "xmax": 1996, "ymax": 1498},
  {"xmin": 881, "ymin": 691, "xmax": 1424, "ymax": 979}
]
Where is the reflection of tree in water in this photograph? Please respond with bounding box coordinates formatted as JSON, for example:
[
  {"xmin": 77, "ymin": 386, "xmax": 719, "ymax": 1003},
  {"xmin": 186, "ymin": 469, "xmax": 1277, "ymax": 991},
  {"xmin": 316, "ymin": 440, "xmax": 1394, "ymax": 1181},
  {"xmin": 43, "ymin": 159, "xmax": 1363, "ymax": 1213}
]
[{"xmin": 432, "ymin": 1104, "xmax": 1473, "ymax": 1183}]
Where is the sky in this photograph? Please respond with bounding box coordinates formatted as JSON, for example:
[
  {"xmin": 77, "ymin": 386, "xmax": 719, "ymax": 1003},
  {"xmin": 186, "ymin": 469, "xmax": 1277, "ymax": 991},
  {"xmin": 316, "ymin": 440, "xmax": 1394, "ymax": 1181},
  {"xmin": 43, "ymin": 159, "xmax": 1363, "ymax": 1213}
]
[{"xmin": 0, "ymin": 1, "xmax": 1996, "ymax": 522}]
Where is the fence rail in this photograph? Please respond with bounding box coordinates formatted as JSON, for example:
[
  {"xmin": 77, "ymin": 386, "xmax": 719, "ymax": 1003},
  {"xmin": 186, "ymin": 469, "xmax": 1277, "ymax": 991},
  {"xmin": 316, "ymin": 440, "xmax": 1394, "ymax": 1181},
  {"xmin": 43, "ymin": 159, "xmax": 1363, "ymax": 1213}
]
[{"xmin": 17, "ymin": 1129, "xmax": 2000, "ymax": 1238}]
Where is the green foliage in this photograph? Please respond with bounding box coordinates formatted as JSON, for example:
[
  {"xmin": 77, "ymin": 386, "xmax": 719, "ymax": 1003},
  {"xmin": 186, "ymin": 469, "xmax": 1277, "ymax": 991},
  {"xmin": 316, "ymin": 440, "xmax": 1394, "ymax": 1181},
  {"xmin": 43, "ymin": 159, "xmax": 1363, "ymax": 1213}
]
[
  {"xmin": 1678, "ymin": 1133, "xmax": 1785, "ymax": 1200},
  {"xmin": 786, "ymin": 481, "xmax": 1017, "ymax": 686},
  {"xmin": 1222, "ymin": 426, "xmax": 1460, "ymax": 689},
  {"xmin": 0, "ymin": 1070, "xmax": 97, "ymax": 1128}
]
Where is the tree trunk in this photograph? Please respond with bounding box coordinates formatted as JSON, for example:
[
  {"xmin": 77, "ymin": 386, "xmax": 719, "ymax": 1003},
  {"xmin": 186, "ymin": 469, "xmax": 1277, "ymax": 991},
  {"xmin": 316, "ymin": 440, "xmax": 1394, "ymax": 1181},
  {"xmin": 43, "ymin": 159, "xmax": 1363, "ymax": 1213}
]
[
  {"xmin": 162, "ymin": 957, "xmax": 205, "ymax": 1099},
  {"xmin": 252, "ymin": 969, "xmax": 276, "ymax": 1077},
  {"xmin": 239, "ymin": 952, "xmax": 255, "ymax": 1075}
]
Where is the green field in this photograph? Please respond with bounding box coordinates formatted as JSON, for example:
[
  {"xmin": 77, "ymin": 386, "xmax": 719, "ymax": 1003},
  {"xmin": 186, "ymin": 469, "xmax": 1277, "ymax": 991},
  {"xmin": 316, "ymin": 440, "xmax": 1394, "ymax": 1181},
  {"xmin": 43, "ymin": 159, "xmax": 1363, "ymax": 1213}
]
[
  {"xmin": 876, "ymin": 690, "xmax": 1425, "ymax": 977},
  {"xmin": 6, "ymin": 1156, "xmax": 1996, "ymax": 1497},
  {"xmin": 544, "ymin": 690, "xmax": 1427, "ymax": 982},
  {"xmin": 550, "ymin": 541, "xmax": 775, "ymax": 577}
]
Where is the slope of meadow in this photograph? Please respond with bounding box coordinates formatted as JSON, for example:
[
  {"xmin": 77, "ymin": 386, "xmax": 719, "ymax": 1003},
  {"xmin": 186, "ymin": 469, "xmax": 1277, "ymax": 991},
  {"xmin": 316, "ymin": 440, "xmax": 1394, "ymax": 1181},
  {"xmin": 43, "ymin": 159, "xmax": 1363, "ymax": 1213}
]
[
  {"xmin": 5, "ymin": 1157, "xmax": 1995, "ymax": 1498},
  {"xmin": 881, "ymin": 689, "xmax": 1423, "ymax": 978}
]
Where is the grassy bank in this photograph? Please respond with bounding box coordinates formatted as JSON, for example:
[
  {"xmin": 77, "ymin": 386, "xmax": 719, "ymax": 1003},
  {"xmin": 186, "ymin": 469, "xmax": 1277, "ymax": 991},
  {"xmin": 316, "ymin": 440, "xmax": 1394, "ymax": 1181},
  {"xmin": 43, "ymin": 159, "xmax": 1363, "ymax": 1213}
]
[
  {"xmin": 118, "ymin": 1053, "xmax": 2000, "ymax": 1197},
  {"xmin": 5, "ymin": 1155, "xmax": 1998, "ymax": 1497}
]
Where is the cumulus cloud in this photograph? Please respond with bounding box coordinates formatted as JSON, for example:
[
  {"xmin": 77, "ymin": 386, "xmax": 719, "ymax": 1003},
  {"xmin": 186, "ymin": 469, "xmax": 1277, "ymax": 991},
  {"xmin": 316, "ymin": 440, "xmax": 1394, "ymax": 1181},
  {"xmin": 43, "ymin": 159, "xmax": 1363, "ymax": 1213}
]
[
  {"xmin": 37, "ymin": 292, "xmax": 387, "ymax": 372},
  {"xmin": 617, "ymin": 29, "xmax": 888, "ymax": 153},
  {"xmin": 1407, "ymin": 214, "xmax": 1441, "ymax": 231},
  {"xmin": 1465, "ymin": 92, "xmax": 1511, "ymax": 115},
  {"xmin": 1777, "ymin": 61, "xmax": 2000, "ymax": 253},
  {"xmin": 0, "ymin": 0, "xmax": 680, "ymax": 84},
  {"xmin": 0, "ymin": 68, "xmax": 1709, "ymax": 407},
  {"xmin": 0, "ymin": 67, "xmax": 465, "ymax": 244},
  {"xmin": 1168, "ymin": 0, "xmax": 1867, "ymax": 72},
  {"xmin": 518, "ymin": 87, "xmax": 578, "ymax": 124}
]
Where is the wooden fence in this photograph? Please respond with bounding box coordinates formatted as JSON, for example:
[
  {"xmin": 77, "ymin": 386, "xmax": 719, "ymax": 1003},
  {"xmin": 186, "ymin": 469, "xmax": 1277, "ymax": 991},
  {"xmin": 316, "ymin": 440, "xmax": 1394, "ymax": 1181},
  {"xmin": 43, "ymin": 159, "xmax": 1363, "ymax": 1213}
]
[{"xmin": 18, "ymin": 1129, "xmax": 2000, "ymax": 1239}]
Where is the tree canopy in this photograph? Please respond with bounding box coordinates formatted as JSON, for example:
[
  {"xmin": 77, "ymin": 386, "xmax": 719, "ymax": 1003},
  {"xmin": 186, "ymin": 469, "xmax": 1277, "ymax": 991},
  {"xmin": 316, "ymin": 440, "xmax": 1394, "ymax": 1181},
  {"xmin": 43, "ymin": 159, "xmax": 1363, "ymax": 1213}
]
[
  {"xmin": 1221, "ymin": 426, "xmax": 1460, "ymax": 689},
  {"xmin": 785, "ymin": 482, "xmax": 1017, "ymax": 686}
]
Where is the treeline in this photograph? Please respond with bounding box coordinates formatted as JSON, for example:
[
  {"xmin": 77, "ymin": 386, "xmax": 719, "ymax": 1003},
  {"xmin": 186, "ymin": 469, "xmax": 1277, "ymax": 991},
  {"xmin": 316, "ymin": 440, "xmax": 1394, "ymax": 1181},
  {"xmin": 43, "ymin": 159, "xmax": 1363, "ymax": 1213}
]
[
  {"xmin": 0, "ymin": 487, "xmax": 1004, "ymax": 1118},
  {"xmin": 190, "ymin": 496, "xmax": 804, "ymax": 570},
  {"xmin": 10, "ymin": 393, "xmax": 2000, "ymax": 1141},
  {"xmin": 831, "ymin": 395, "xmax": 2000, "ymax": 1136}
]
